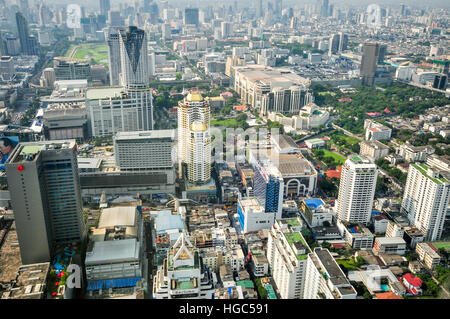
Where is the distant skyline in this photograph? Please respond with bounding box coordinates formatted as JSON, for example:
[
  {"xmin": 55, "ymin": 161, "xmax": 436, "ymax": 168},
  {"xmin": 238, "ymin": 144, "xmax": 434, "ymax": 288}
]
[{"xmin": 12, "ymin": 0, "xmax": 450, "ymax": 10}]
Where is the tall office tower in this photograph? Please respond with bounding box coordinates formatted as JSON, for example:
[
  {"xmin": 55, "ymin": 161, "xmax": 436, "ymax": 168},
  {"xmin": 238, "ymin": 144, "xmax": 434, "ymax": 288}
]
[
  {"xmin": 177, "ymin": 93, "xmax": 210, "ymax": 166},
  {"xmin": 19, "ymin": 0, "xmax": 28, "ymax": 17},
  {"xmin": 402, "ymin": 163, "xmax": 450, "ymax": 242},
  {"xmin": 320, "ymin": 0, "xmax": 329, "ymax": 17},
  {"xmin": 304, "ymin": 248, "xmax": 357, "ymax": 299},
  {"xmin": 15, "ymin": 12, "xmax": 31, "ymax": 55},
  {"xmin": 99, "ymin": 0, "xmax": 110, "ymax": 16},
  {"xmin": 38, "ymin": 3, "xmax": 50, "ymax": 27},
  {"xmin": 148, "ymin": 2, "xmax": 160, "ymax": 24},
  {"xmin": 257, "ymin": 0, "xmax": 263, "ymax": 18},
  {"xmin": 162, "ymin": 23, "xmax": 171, "ymax": 40},
  {"xmin": 0, "ymin": 31, "xmax": 5, "ymax": 56},
  {"xmin": 335, "ymin": 155, "xmax": 378, "ymax": 225},
  {"xmin": 5, "ymin": 140, "xmax": 85, "ymax": 264},
  {"xmin": 400, "ymin": 3, "xmax": 406, "ymax": 16},
  {"xmin": 187, "ymin": 121, "xmax": 211, "ymax": 184},
  {"xmin": 184, "ymin": 8, "xmax": 199, "ymax": 26},
  {"xmin": 106, "ymin": 27, "xmax": 124, "ymax": 86},
  {"xmin": 118, "ymin": 26, "xmax": 153, "ymax": 127},
  {"xmin": 253, "ymin": 161, "xmax": 284, "ymax": 219},
  {"xmin": 153, "ymin": 233, "xmax": 215, "ymax": 299},
  {"xmin": 377, "ymin": 44, "xmax": 387, "ymax": 63},
  {"xmin": 119, "ymin": 26, "xmax": 149, "ymax": 88},
  {"xmin": 360, "ymin": 42, "xmax": 380, "ymax": 86},
  {"xmin": 221, "ymin": 21, "xmax": 232, "ymax": 39},
  {"xmin": 108, "ymin": 11, "xmax": 123, "ymax": 27},
  {"xmin": 267, "ymin": 219, "xmax": 311, "ymax": 299},
  {"xmin": 338, "ymin": 32, "xmax": 348, "ymax": 52},
  {"xmin": 328, "ymin": 33, "xmax": 340, "ymax": 56}
]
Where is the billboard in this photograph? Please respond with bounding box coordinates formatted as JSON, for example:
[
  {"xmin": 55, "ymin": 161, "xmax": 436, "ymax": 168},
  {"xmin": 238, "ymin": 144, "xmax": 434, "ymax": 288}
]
[{"xmin": 0, "ymin": 136, "xmax": 19, "ymax": 171}]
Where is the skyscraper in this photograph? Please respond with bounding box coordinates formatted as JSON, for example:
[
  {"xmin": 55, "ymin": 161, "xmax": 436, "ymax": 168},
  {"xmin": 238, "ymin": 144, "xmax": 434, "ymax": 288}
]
[
  {"xmin": 402, "ymin": 163, "xmax": 450, "ymax": 241},
  {"xmin": 119, "ymin": 26, "xmax": 149, "ymax": 88},
  {"xmin": 5, "ymin": 140, "xmax": 85, "ymax": 264},
  {"xmin": 320, "ymin": 0, "xmax": 329, "ymax": 17},
  {"xmin": 188, "ymin": 121, "xmax": 211, "ymax": 184},
  {"xmin": 338, "ymin": 32, "xmax": 348, "ymax": 52},
  {"xmin": 253, "ymin": 161, "xmax": 284, "ymax": 219},
  {"xmin": 360, "ymin": 42, "xmax": 380, "ymax": 86},
  {"xmin": 177, "ymin": 93, "xmax": 210, "ymax": 167},
  {"xmin": 328, "ymin": 33, "xmax": 340, "ymax": 56},
  {"xmin": 16, "ymin": 12, "xmax": 31, "ymax": 55},
  {"xmin": 184, "ymin": 8, "xmax": 199, "ymax": 26},
  {"xmin": 106, "ymin": 27, "xmax": 125, "ymax": 86},
  {"xmin": 335, "ymin": 155, "xmax": 378, "ymax": 225},
  {"xmin": 99, "ymin": 0, "xmax": 110, "ymax": 17},
  {"xmin": 257, "ymin": 0, "xmax": 263, "ymax": 18}
]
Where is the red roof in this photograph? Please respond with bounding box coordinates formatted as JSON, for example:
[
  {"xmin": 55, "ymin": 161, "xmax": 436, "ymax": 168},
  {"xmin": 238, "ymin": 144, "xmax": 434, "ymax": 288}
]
[
  {"xmin": 233, "ymin": 105, "xmax": 247, "ymax": 111},
  {"xmin": 376, "ymin": 292, "xmax": 403, "ymax": 299},
  {"xmin": 384, "ymin": 107, "xmax": 391, "ymax": 113},
  {"xmin": 403, "ymin": 273, "xmax": 422, "ymax": 287},
  {"xmin": 331, "ymin": 243, "xmax": 344, "ymax": 249},
  {"xmin": 326, "ymin": 167, "xmax": 342, "ymax": 179}
]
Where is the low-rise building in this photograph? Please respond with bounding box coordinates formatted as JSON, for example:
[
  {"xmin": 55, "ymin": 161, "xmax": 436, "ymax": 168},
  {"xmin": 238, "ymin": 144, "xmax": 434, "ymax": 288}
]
[
  {"xmin": 416, "ymin": 242, "xmax": 441, "ymax": 270},
  {"xmin": 360, "ymin": 140, "xmax": 390, "ymax": 161},
  {"xmin": 373, "ymin": 237, "xmax": 407, "ymax": 256},
  {"xmin": 337, "ymin": 220, "xmax": 375, "ymax": 250}
]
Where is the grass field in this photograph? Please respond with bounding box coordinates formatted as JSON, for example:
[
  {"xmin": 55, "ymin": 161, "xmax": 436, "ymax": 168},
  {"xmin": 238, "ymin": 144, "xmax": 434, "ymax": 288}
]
[
  {"xmin": 430, "ymin": 242, "xmax": 450, "ymax": 250},
  {"xmin": 66, "ymin": 43, "xmax": 109, "ymax": 67},
  {"xmin": 211, "ymin": 119, "xmax": 238, "ymax": 127},
  {"xmin": 322, "ymin": 149, "xmax": 346, "ymax": 164}
]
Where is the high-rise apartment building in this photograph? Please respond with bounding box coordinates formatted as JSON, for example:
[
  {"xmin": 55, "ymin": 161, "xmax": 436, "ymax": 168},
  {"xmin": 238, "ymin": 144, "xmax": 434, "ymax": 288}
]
[
  {"xmin": 304, "ymin": 248, "xmax": 357, "ymax": 299},
  {"xmin": 402, "ymin": 163, "xmax": 450, "ymax": 241},
  {"xmin": 267, "ymin": 219, "xmax": 311, "ymax": 299},
  {"xmin": 177, "ymin": 93, "xmax": 210, "ymax": 165},
  {"xmin": 53, "ymin": 57, "xmax": 91, "ymax": 81},
  {"xmin": 336, "ymin": 155, "xmax": 378, "ymax": 225},
  {"xmin": 360, "ymin": 42, "xmax": 380, "ymax": 86},
  {"xmin": 5, "ymin": 140, "xmax": 85, "ymax": 264},
  {"xmin": 261, "ymin": 86, "xmax": 314, "ymax": 116},
  {"xmin": 188, "ymin": 121, "xmax": 211, "ymax": 184}
]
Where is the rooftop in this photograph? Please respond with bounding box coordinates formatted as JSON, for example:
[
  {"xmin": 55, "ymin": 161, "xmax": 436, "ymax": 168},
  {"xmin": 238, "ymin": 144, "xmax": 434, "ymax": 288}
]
[
  {"xmin": 315, "ymin": 248, "xmax": 350, "ymax": 287},
  {"xmin": 114, "ymin": 129, "xmax": 175, "ymax": 141},
  {"xmin": 86, "ymin": 87, "xmax": 123, "ymax": 100},
  {"xmin": 85, "ymin": 238, "xmax": 140, "ymax": 265},
  {"xmin": 98, "ymin": 206, "xmax": 137, "ymax": 229}
]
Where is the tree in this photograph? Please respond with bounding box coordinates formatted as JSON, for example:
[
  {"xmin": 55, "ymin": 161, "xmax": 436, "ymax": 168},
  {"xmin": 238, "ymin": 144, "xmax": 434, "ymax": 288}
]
[
  {"xmin": 321, "ymin": 241, "xmax": 331, "ymax": 249},
  {"xmin": 175, "ymin": 72, "xmax": 182, "ymax": 80}
]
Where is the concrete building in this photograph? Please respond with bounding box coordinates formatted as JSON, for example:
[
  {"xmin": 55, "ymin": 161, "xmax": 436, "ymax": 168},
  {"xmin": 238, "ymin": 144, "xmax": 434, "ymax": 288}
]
[
  {"xmin": 237, "ymin": 197, "xmax": 275, "ymax": 234},
  {"xmin": 292, "ymin": 103, "xmax": 329, "ymax": 131},
  {"xmin": 360, "ymin": 140, "xmax": 390, "ymax": 161},
  {"xmin": 336, "ymin": 156, "xmax": 378, "ymax": 225},
  {"xmin": 53, "ymin": 57, "xmax": 91, "ymax": 81},
  {"xmin": 373, "ymin": 237, "xmax": 407, "ymax": 255},
  {"xmin": 114, "ymin": 130, "xmax": 175, "ymax": 171},
  {"xmin": 304, "ymin": 248, "xmax": 357, "ymax": 299},
  {"xmin": 415, "ymin": 242, "xmax": 441, "ymax": 270},
  {"xmin": 396, "ymin": 142, "xmax": 434, "ymax": 163},
  {"xmin": 234, "ymin": 65, "xmax": 311, "ymax": 111},
  {"xmin": 42, "ymin": 102, "xmax": 88, "ymax": 140},
  {"xmin": 266, "ymin": 219, "xmax": 311, "ymax": 299},
  {"xmin": 106, "ymin": 27, "xmax": 125, "ymax": 86},
  {"xmin": 360, "ymin": 43, "xmax": 380, "ymax": 86},
  {"xmin": 177, "ymin": 93, "xmax": 210, "ymax": 166},
  {"xmin": 300, "ymin": 198, "xmax": 334, "ymax": 228},
  {"xmin": 153, "ymin": 233, "xmax": 216, "ymax": 299},
  {"xmin": 261, "ymin": 86, "xmax": 314, "ymax": 116},
  {"xmin": 337, "ymin": 220, "xmax": 375, "ymax": 250},
  {"xmin": 253, "ymin": 161, "xmax": 284, "ymax": 219},
  {"xmin": 85, "ymin": 206, "xmax": 144, "ymax": 291},
  {"xmin": 0, "ymin": 56, "xmax": 14, "ymax": 81},
  {"xmin": 5, "ymin": 140, "xmax": 85, "ymax": 264},
  {"xmin": 364, "ymin": 119, "xmax": 392, "ymax": 141},
  {"xmin": 402, "ymin": 163, "xmax": 450, "ymax": 241},
  {"xmin": 187, "ymin": 121, "xmax": 211, "ymax": 184}
]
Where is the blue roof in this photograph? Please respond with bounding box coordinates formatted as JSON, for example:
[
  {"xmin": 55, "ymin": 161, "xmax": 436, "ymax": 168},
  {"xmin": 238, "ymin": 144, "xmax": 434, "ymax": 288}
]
[
  {"xmin": 155, "ymin": 210, "xmax": 184, "ymax": 233},
  {"xmin": 304, "ymin": 198, "xmax": 325, "ymax": 209},
  {"xmin": 371, "ymin": 211, "xmax": 380, "ymax": 215},
  {"xmin": 87, "ymin": 277, "xmax": 141, "ymax": 291}
]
